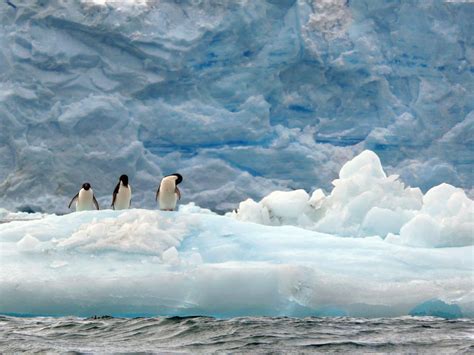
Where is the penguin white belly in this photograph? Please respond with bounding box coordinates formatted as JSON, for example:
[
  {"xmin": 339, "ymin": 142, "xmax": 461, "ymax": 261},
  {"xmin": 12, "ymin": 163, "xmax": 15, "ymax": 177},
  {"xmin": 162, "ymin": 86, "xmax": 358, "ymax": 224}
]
[
  {"xmin": 115, "ymin": 186, "xmax": 131, "ymax": 210},
  {"xmin": 159, "ymin": 181, "xmax": 178, "ymax": 210},
  {"xmin": 76, "ymin": 189, "xmax": 95, "ymax": 211}
]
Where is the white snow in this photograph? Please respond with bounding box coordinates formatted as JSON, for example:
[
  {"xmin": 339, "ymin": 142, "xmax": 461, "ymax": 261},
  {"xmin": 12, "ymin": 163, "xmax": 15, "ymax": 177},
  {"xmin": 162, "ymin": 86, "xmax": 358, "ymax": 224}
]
[{"xmin": 57, "ymin": 209, "xmax": 197, "ymax": 255}]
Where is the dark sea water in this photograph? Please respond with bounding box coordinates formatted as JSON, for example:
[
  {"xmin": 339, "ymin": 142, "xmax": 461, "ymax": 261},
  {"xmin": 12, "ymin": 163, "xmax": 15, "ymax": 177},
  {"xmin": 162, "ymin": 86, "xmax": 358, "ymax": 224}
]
[{"xmin": 1, "ymin": 316, "xmax": 473, "ymax": 354}]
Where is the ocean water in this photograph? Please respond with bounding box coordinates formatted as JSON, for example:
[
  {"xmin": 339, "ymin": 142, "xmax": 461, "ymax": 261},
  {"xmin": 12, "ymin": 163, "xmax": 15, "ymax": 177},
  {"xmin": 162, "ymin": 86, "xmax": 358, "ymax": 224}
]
[{"xmin": 1, "ymin": 316, "xmax": 473, "ymax": 353}]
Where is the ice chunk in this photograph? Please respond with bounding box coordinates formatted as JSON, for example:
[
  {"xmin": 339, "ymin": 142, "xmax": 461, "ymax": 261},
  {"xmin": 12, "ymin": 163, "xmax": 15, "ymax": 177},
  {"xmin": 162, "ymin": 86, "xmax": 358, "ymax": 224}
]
[
  {"xmin": 423, "ymin": 183, "xmax": 468, "ymax": 217},
  {"xmin": 231, "ymin": 198, "xmax": 271, "ymax": 225},
  {"xmin": 399, "ymin": 214, "xmax": 442, "ymax": 248},
  {"xmin": 162, "ymin": 247, "xmax": 180, "ymax": 265},
  {"xmin": 16, "ymin": 234, "xmax": 40, "ymax": 252},
  {"xmin": 339, "ymin": 150, "xmax": 386, "ymax": 179},
  {"xmin": 261, "ymin": 190, "xmax": 310, "ymax": 221},
  {"xmin": 361, "ymin": 207, "xmax": 414, "ymax": 238},
  {"xmin": 309, "ymin": 189, "xmax": 326, "ymax": 209},
  {"xmin": 410, "ymin": 299, "xmax": 463, "ymax": 319},
  {"xmin": 231, "ymin": 190, "xmax": 311, "ymax": 227},
  {"xmin": 232, "ymin": 150, "xmax": 472, "ymax": 248},
  {"xmin": 417, "ymin": 184, "xmax": 474, "ymax": 247}
]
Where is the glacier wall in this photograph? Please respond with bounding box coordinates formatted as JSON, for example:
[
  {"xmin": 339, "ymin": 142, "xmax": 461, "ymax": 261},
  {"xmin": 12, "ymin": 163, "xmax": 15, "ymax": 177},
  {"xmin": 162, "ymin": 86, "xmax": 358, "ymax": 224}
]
[{"xmin": 0, "ymin": 0, "xmax": 473, "ymax": 213}]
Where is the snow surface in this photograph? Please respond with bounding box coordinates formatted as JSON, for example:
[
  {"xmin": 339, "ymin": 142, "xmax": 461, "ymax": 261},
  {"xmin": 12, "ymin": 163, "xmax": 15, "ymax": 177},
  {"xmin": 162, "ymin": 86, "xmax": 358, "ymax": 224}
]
[
  {"xmin": 0, "ymin": 0, "xmax": 473, "ymax": 213},
  {"xmin": 0, "ymin": 151, "xmax": 472, "ymax": 318}
]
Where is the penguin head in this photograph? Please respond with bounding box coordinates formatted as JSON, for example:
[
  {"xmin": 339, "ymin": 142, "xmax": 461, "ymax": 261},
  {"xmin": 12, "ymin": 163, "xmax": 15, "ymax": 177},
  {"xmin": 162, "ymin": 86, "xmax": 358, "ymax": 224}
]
[
  {"xmin": 119, "ymin": 174, "xmax": 129, "ymax": 187},
  {"xmin": 82, "ymin": 183, "xmax": 91, "ymax": 191},
  {"xmin": 168, "ymin": 173, "xmax": 183, "ymax": 185}
]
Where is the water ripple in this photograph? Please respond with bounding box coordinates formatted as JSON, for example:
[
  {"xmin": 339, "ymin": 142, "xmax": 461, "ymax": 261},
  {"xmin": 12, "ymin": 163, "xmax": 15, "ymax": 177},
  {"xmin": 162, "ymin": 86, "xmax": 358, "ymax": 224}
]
[{"xmin": 0, "ymin": 316, "xmax": 473, "ymax": 353}]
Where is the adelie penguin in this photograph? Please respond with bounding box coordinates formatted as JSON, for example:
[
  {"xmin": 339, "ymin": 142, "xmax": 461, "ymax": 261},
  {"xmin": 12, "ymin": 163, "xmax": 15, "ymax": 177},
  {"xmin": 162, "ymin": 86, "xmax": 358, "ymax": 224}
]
[
  {"xmin": 68, "ymin": 183, "xmax": 99, "ymax": 211},
  {"xmin": 111, "ymin": 174, "xmax": 132, "ymax": 210},
  {"xmin": 156, "ymin": 173, "xmax": 182, "ymax": 211}
]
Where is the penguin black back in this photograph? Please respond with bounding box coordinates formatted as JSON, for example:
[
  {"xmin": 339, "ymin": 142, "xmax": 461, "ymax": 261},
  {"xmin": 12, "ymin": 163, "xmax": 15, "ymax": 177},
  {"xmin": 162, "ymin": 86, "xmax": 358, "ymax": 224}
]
[
  {"xmin": 168, "ymin": 173, "xmax": 183, "ymax": 185},
  {"xmin": 156, "ymin": 173, "xmax": 183, "ymax": 210},
  {"xmin": 119, "ymin": 174, "xmax": 129, "ymax": 187},
  {"xmin": 112, "ymin": 174, "xmax": 131, "ymax": 209}
]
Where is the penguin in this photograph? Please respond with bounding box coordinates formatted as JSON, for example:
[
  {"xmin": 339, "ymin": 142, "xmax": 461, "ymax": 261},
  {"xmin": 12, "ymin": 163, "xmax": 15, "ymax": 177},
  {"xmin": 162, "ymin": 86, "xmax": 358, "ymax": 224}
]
[
  {"xmin": 68, "ymin": 183, "xmax": 99, "ymax": 211},
  {"xmin": 111, "ymin": 174, "xmax": 132, "ymax": 210},
  {"xmin": 156, "ymin": 173, "xmax": 182, "ymax": 211}
]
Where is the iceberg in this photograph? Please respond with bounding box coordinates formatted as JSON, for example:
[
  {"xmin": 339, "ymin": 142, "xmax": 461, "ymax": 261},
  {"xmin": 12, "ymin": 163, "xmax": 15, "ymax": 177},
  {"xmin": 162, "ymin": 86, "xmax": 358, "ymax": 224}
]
[
  {"xmin": 1, "ymin": 151, "xmax": 472, "ymax": 318},
  {"xmin": 409, "ymin": 299, "xmax": 463, "ymax": 320},
  {"xmin": 0, "ymin": 0, "xmax": 472, "ymax": 319}
]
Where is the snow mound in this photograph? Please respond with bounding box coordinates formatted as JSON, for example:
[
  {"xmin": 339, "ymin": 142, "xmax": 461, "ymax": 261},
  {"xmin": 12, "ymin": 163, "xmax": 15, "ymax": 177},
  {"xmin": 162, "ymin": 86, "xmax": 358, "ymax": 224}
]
[
  {"xmin": 58, "ymin": 210, "xmax": 199, "ymax": 255},
  {"xmin": 231, "ymin": 150, "xmax": 473, "ymax": 248}
]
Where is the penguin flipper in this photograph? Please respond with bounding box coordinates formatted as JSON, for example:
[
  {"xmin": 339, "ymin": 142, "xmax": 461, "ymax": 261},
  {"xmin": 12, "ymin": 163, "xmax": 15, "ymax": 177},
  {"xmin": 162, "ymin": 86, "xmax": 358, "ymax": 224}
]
[
  {"xmin": 68, "ymin": 193, "xmax": 79, "ymax": 209},
  {"xmin": 6, "ymin": 1, "xmax": 17, "ymax": 9},
  {"xmin": 111, "ymin": 181, "xmax": 120, "ymax": 208},
  {"xmin": 175, "ymin": 186, "xmax": 181, "ymax": 200},
  {"xmin": 155, "ymin": 186, "xmax": 160, "ymax": 201},
  {"xmin": 93, "ymin": 195, "xmax": 100, "ymax": 210}
]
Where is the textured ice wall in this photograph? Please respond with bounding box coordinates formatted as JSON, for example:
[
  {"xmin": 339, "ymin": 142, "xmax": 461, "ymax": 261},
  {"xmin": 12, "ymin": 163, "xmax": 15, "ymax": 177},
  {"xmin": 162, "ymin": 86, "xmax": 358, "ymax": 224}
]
[{"xmin": 0, "ymin": 0, "xmax": 473, "ymax": 213}]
